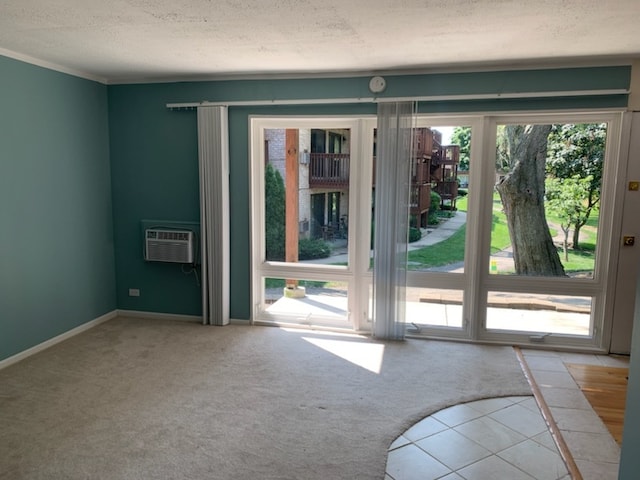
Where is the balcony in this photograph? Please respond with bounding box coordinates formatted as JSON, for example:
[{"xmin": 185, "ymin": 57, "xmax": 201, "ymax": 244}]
[
  {"xmin": 410, "ymin": 183, "xmax": 431, "ymax": 216},
  {"xmin": 434, "ymin": 180, "xmax": 458, "ymax": 210},
  {"xmin": 309, "ymin": 153, "xmax": 350, "ymax": 188}
]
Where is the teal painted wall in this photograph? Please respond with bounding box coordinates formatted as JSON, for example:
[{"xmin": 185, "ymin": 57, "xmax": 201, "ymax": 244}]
[
  {"xmin": 107, "ymin": 66, "xmax": 629, "ymax": 320},
  {"xmin": 0, "ymin": 56, "xmax": 116, "ymax": 361},
  {"xmin": 108, "ymin": 84, "xmax": 202, "ymax": 316},
  {"xmin": 107, "ymin": 81, "xmax": 375, "ymax": 318}
]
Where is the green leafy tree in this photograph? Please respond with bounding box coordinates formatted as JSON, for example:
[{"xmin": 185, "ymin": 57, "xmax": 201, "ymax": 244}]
[
  {"xmin": 546, "ymin": 123, "xmax": 606, "ymax": 249},
  {"xmin": 546, "ymin": 175, "xmax": 593, "ymax": 261},
  {"xmin": 265, "ymin": 164, "xmax": 285, "ymax": 261},
  {"xmin": 450, "ymin": 126, "xmax": 471, "ymax": 171}
]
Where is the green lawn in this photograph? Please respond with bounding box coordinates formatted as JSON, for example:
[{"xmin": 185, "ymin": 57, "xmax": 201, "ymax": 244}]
[
  {"xmin": 286, "ymin": 193, "xmax": 598, "ymax": 274},
  {"xmin": 407, "ymin": 192, "xmax": 598, "ymax": 273},
  {"xmin": 408, "ymin": 225, "xmax": 466, "ymax": 268},
  {"xmin": 457, "ymin": 195, "xmax": 468, "ymax": 212},
  {"xmin": 490, "ymin": 212, "xmax": 511, "ymax": 253},
  {"xmin": 559, "ymin": 248, "xmax": 596, "ymax": 272}
]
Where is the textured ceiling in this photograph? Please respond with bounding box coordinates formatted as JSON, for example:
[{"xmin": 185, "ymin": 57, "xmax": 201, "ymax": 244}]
[{"xmin": 0, "ymin": 0, "xmax": 639, "ymax": 84}]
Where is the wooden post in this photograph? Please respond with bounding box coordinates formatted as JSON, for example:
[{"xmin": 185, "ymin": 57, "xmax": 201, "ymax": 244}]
[{"xmin": 285, "ymin": 129, "xmax": 299, "ymax": 288}]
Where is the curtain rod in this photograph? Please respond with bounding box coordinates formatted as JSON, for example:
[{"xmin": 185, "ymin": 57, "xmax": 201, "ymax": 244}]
[{"xmin": 166, "ymin": 89, "xmax": 629, "ymax": 109}]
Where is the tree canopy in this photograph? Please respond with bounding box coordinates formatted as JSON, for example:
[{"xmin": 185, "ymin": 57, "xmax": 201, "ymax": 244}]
[
  {"xmin": 450, "ymin": 126, "xmax": 471, "ymax": 171},
  {"xmin": 546, "ymin": 123, "xmax": 606, "ymax": 249},
  {"xmin": 545, "ymin": 175, "xmax": 594, "ymax": 261}
]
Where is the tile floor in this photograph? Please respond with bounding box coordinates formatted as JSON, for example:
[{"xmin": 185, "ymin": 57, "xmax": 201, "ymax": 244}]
[
  {"xmin": 522, "ymin": 349, "xmax": 627, "ymax": 480},
  {"xmin": 385, "ymin": 350, "xmax": 629, "ymax": 480}
]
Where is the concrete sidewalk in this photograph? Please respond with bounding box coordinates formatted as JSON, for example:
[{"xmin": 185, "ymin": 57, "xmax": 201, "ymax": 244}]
[
  {"xmin": 303, "ymin": 210, "xmax": 520, "ymax": 276},
  {"xmin": 410, "ymin": 211, "xmax": 466, "ymax": 249},
  {"xmin": 304, "ymin": 211, "xmax": 468, "ymax": 265},
  {"xmin": 296, "ymin": 212, "xmax": 591, "ymax": 317}
]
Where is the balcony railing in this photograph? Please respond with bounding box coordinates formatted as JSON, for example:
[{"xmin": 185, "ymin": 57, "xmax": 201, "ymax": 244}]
[
  {"xmin": 309, "ymin": 153, "xmax": 350, "ymax": 188},
  {"xmin": 410, "ymin": 183, "xmax": 431, "ymax": 215},
  {"xmin": 434, "ymin": 181, "xmax": 458, "ymax": 199}
]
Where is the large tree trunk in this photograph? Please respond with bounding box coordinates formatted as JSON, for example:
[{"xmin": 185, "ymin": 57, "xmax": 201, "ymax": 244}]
[
  {"xmin": 572, "ymin": 225, "xmax": 582, "ymax": 251},
  {"xmin": 496, "ymin": 125, "xmax": 566, "ymax": 276}
]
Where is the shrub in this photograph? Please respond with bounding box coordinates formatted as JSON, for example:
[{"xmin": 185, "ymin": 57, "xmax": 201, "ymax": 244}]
[
  {"xmin": 298, "ymin": 238, "xmax": 332, "ymax": 260},
  {"xmin": 265, "ymin": 164, "xmax": 285, "ymax": 261},
  {"xmin": 428, "ymin": 191, "xmax": 442, "ymax": 225},
  {"xmin": 408, "ymin": 227, "xmax": 422, "ymax": 243},
  {"xmin": 427, "ymin": 212, "xmax": 439, "ymax": 225},
  {"xmin": 429, "ymin": 191, "xmax": 441, "ymax": 214}
]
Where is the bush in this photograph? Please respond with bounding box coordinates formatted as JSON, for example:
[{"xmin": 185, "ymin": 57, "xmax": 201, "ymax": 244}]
[
  {"xmin": 458, "ymin": 188, "xmax": 468, "ymax": 197},
  {"xmin": 429, "ymin": 191, "xmax": 441, "ymax": 214},
  {"xmin": 408, "ymin": 227, "xmax": 422, "ymax": 243},
  {"xmin": 265, "ymin": 164, "xmax": 285, "ymax": 261},
  {"xmin": 427, "ymin": 212, "xmax": 439, "ymax": 225},
  {"xmin": 298, "ymin": 238, "xmax": 332, "ymax": 260},
  {"xmin": 428, "ymin": 191, "xmax": 442, "ymax": 225}
]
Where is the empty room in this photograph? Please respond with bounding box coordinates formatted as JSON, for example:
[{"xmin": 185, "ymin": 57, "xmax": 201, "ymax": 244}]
[{"xmin": 2, "ymin": 1, "xmax": 640, "ymax": 479}]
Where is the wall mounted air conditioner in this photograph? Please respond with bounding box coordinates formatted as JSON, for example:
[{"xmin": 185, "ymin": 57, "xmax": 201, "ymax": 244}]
[{"xmin": 145, "ymin": 229, "xmax": 195, "ymax": 263}]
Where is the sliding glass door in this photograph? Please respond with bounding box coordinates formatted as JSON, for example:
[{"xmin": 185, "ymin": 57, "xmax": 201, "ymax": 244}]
[
  {"xmin": 249, "ymin": 111, "xmax": 625, "ymax": 350},
  {"xmin": 476, "ymin": 114, "xmax": 623, "ymax": 348}
]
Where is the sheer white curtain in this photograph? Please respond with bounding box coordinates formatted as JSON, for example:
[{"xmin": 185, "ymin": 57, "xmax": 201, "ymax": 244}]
[
  {"xmin": 372, "ymin": 101, "xmax": 415, "ymax": 340},
  {"xmin": 197, "ymin": 106, "xmax": 230, "ymax": 326}
]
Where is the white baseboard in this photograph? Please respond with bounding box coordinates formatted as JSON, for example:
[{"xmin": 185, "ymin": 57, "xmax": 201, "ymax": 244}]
[
  {"xmin": 0, "ymin": 310, "xmax": 250, "ymax": 370},
  {"xmin": 117, "ymin": 309, "xmax": 203, "ymax": 323},
  {"xmin": 118, "ymin": 309, "xmax": 249, "ymax": 326},
  {"xmin": 229, "ymin": 318, "xmax": 250, "ymax": 325},
  {"xmin": 0, "ymin": 310, "xmax": 118, "ymax": 370}
]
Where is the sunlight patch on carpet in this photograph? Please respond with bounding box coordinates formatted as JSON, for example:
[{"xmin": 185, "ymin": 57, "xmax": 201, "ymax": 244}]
[{"xmin": 302, "ymin": 336, "xmax": 385, "ymax": 373}]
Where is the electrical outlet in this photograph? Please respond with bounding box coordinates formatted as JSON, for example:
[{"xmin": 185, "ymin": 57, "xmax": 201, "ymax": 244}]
[{"xmin": 129, "ymin": 288, "xmax": 140, "ymax": 297}]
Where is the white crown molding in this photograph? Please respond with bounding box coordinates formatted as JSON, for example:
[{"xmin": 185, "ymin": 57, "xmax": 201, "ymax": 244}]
[
  {"xmin": 0, "ymin": 47, "xmax": 107, "ymax": 84},
  {"xmin": 107, "ymin": 56, "xmax": 636, "ymax": 85},
  {"xmin": 0, "ymin": 44, "xmax": 633, "ymax": 86}
]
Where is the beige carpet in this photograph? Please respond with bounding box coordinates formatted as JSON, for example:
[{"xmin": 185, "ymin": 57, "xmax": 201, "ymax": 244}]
[{"xmin": 0, "ymin": 316, "xmax": 530, "ymax": 479}]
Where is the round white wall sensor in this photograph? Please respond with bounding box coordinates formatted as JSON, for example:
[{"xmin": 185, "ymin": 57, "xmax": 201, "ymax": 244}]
[{"xmin": 369, "ymin": 76, "xmax": 386, "ymax": 93}]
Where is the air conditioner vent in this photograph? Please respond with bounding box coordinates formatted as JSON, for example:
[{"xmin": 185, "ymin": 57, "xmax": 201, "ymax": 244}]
[{"xmin": 145, "ymin": 229, "xmax": 195, "ymax": 263}]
